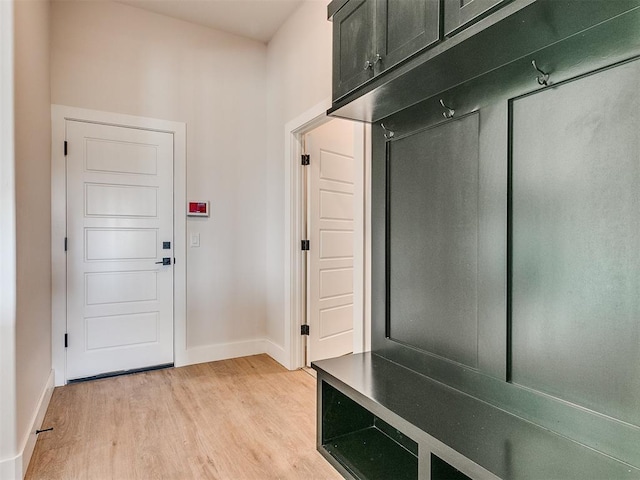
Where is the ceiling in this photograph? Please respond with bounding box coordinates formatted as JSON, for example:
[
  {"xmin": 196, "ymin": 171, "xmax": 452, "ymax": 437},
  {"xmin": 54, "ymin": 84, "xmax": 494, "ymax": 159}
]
[{"xmin": 115, "ymin": 0, "xmax": 306, "ymax": 44}]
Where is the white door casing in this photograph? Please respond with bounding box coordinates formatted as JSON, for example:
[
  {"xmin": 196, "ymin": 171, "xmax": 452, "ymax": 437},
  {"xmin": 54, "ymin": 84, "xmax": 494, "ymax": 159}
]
[
  {"xmin": 284, "ymin": 99, "xmax": 368, "ymax": 370},
  {"xmin": 305, "ymin": 118, "xmax": 357, "ymax": 364},
  {"xmin": 65, "ymin": 120, "xmax": 174, "ymax": 380}
]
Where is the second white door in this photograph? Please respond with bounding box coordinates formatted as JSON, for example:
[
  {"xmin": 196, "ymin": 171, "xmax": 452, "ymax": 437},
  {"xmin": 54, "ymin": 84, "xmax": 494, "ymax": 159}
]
[
  {"xmin": 65, "ymin": 120, "xmax": 174, "ymax": 381},
  {"xmin": 306, "ymin": 118, "xmax": 359, "ymax": 364}
]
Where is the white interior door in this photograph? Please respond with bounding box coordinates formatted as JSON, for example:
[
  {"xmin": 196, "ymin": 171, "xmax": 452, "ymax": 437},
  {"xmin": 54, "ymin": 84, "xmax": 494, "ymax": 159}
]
[
  {"xmin": 306, "ymin": 118, "xmax": 358, "ymax": 364},
  {"xmin": 65, "ymin": 120, "xmax": 174, "ymax": 380}
]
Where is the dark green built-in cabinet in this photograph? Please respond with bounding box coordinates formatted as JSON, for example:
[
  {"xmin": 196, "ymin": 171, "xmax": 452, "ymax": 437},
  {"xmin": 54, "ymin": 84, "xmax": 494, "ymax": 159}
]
[
  {"xmin": 332, "ymin": 0, "xmax": 375, "ymax": 100},
  {"xmin": 316, "ymin": 1, "xmax": 640, "ymax": 479},
  {"xmin": 332, "ymin": 0, "xmax": 440, "ymax": 99}
]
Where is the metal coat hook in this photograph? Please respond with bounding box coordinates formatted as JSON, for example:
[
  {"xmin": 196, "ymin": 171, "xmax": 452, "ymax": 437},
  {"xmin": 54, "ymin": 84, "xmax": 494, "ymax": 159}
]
[
  {"xmin": 532, "ymin": 60, "xmax": 550, "ymax": 86},
  {"xmin": 440, "ymin": 99, "xmax": 455, "ymax": 119},
  {"xmin": 381, "ymin": 123, "xmax": 395, "ymax": 139}
]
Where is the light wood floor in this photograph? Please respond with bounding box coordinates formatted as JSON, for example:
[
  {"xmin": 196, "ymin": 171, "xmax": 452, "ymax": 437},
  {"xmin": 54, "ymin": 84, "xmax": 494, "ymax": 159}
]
[{"xmin": 26, "ymin": 355, "xmax": 342, "ymax": 480}]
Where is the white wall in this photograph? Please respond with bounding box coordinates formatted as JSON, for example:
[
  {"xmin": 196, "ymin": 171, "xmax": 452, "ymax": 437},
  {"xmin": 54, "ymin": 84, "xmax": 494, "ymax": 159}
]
[
  {"xmin": 15, "ymin": 0, "xmax": 53, "ymax": 462},
  {"xmin": 0, "ymin": 1, "xmax": 18, "ymax": 477},
  {"xmin": 51, "ymin": 0, "xmax": 269, "ymax": 361},
  {"xmin": 49, "ymin": 0, "xmax": 342, "ymax": 375},
  {"xmin": 265, "ymin": 0, "xmax": 333, "ymax": 349},
  {"xmin": 1, "ymin": 0, "xmax": 54, "ymax": 477}
]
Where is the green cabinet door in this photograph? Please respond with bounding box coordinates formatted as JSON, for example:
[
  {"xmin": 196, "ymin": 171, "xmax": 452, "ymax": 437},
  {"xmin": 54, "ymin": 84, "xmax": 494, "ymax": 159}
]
[
  {"xmin": 444, "ymin": 0, "xmax": 508, "ymax": 36},
  {"xmin": 332, "ymin": 0, "xmax": 376, "ymax": 100},
  {"xmin": 375, "ymin": 0, "xmax": 440, "ymax": 73},
  {"xmin": 332, "ymin": 0, "xmax": 441, "ymax": 101}
]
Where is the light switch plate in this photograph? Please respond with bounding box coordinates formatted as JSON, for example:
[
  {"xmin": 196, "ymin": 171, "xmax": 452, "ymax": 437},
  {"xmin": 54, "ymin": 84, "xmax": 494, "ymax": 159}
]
[{"xmin": 190, "ymin": 233, "xmax": 200, "ymax": 248}]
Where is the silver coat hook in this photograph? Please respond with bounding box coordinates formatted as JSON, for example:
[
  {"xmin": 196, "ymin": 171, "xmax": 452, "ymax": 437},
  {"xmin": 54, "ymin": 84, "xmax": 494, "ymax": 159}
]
[
  {"xmin": 440, "ymin": 99, "xmax": 455, "ymax": 119},
  {"xmin": 532, "ymin": 60, "xmax": 550, "ymax": 86},
  {"xmin": 381, "ymin": 123, "xmax": 395, "ymax": 139}
]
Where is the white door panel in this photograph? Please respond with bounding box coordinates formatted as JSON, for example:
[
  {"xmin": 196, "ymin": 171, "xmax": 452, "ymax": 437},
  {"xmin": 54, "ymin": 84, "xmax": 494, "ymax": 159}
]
[
  {"xmin": 320, "ymin": 305, "xmax": 354, "ymax": 337},
  {"xmin": 85, "ymin": 312, "xmax": 159, "ymax": 350},
  {"xmin": 320, "ymin": 151, "xmax": 354, "ymax": 183},
  {"xmin": 320, "ymin": 230, "xmax": 354, "ymax": 258},
  {"xmin": 85, "ymin": 271, "xmax": 158, "ymax": 305},
  {"xmin": 85, "ymin": 135, "xmax": 160, "ymax": 175},
  {"xmin": 85, "ymin": 184, "xmax": 158, "ymax": 218},
  {"xmin": 320, "ymin": 268, "xmax": 353, "ymax": 298},
  {"xmin": 66, "ymin": 120, "xmax": 174, "ymax": 380},
  {"xmin": 320, "ymin": 190, "xmax": 354, "ymax": 220},
  {"xmin": 307, "ymin": 118, "xmax": 357, "ymax": 363},
  {"xmin": 84, "ymin": 228, "xmax": 159, "ymax": 261}
]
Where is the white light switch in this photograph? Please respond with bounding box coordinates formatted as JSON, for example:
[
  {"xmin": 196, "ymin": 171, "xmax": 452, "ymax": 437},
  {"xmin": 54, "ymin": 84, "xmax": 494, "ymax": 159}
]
[{"xmin": 190, "ymin": 233, "xmax": 200, "ymax": 248}]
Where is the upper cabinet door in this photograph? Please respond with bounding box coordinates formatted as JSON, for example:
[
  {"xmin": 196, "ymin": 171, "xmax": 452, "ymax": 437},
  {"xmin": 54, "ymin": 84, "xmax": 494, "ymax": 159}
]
[
  {"xmin": 375, "ymin": 0, "xmax": 440, "ymax": 73},
  {"xmin": 444, "ymin": 0, "xmax": 507, "ymax": 36},
  {"xmin": 333, "ymin": 0, "xmax": 376, "ymax": 100}
]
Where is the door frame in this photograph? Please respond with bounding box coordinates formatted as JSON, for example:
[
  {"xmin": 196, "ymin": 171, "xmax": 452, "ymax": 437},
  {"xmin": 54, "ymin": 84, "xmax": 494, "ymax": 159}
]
[
  {"xmin": 283, "ymin": 99, "xmax": 370, "ymax": 369},
  {"xmin": 51, "ymin": 105, "xmax": 187, "ymax": 386}
]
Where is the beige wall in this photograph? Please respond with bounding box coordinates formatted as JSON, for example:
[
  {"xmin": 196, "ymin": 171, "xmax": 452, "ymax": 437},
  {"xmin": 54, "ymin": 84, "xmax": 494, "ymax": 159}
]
[
  {"xmin": 49, "ymin": 0, "xmax": 333, "ymax": 376},
  {"xmin": 14, "ymin": 0, "xmax": 52, "ymax": 473},
  {"xmin": 51, "ymin": 0, "xmax": 269, "ymax": 354},
  {"xmin": 2, "ymin": 2, "xmax": 336, "ymax": 474},
  {"xmin": 265, "ymin": 0, "xmax": 333, "ymax": 347},
  {"xmin": 0, "ymin": 0, "xmax": 17, "ymax": 476}
]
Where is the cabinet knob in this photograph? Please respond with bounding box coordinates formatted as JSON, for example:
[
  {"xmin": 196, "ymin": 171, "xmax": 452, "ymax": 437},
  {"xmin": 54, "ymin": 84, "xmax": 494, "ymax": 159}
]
[
  {"xmin": 364, "ymin": 60, "xmax": 373, "ymax": 70},
  {"xmin": 374, "ymin": 53, "xmax": 383, "ymax": 65}
]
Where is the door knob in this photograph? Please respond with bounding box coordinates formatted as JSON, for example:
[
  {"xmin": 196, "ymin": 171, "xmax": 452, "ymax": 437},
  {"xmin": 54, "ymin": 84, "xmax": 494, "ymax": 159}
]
[
  {"xmin": 155, "ymin": 257, "xmax": 171, "ymax": 265},
  {"xmin": 364, "ymin": 60, "xmax": 373, "ymax": 70}
]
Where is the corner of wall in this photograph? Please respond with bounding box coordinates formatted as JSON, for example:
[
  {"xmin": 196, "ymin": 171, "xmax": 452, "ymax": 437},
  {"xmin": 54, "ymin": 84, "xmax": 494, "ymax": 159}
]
[
  {"xmin": 176, "ymin": 339, "xmax": 271, "ymax": 367},
  {"xmin": 0, "ymin": 370, "xmax": 54, "ymax": 480},
  {"xmin": 263, "ymin": 338, "xmax": 289, "ymax": 369},
  {"xmin": 0, "ymin": 456, "xmax": 20, "ymax": 480},
  {"xmin": 20, "ymin": 370, "xmax": 54, "ymax": 477}
]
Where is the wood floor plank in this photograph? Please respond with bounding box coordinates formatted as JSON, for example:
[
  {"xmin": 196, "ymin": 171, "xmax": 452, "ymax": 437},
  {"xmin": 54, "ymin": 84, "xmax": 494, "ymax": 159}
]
[{"xmin": 25, "ymin": 355, "xmax": 342, "ymax": 480}]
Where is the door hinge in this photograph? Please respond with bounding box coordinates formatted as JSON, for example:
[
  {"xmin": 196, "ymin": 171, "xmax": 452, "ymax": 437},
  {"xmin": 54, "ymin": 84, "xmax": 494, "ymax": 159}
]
[
  {"xmin": 64, "ymin": 334, "xmax": 68, "ymax": 348},
  {"xmin": 301, "ymin": 154, "xmax": 310, "ymax": 166},
  {"xmin": 301, "ymin": 325, "xmax": 310, "ymax": 336},
  {"xmin": 64, "ymin": 141, "xmax": 68, "ymax": 156},
  {"xmin": 301, "ymin": 240, "xmax": 310, "ymax": 251},
  {"xmin": 64, "ymin": 237, "xmax": 67, "ymax": 252}
]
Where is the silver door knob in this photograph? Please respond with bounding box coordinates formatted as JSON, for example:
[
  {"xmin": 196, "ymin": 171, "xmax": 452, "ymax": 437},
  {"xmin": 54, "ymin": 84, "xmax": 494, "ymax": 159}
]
[{"xmin": 364, "ymin": 60, "xmax": 373, "ymax": 70}]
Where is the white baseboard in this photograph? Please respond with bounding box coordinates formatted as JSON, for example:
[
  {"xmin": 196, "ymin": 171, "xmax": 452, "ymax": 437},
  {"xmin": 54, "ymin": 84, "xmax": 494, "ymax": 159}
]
[
  {"xmin": 0, "ymin": 370, "xmax": 54, "ymax": 480},
  {"xmin": 262, "ymin": 339, "xmax": 289, "ymax": 369},
  {"xmin": 178, "ymin": 339, "xmax": 269, "ymax": 367},
  {"xmin": 20, "ymin": 369, "xmax": 54, "ymax": 478},
  {"xmin": 176, "ymin": 338, "xmax": 290, "ymax": 371},
  {"xmin": 0, "ymin": 455, "xmax": 19, "ymax": 480}
]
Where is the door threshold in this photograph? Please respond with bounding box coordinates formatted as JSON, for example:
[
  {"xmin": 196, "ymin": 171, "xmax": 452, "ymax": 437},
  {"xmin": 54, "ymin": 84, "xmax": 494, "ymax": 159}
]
[{"xmin": 68, "ymin": 363, "xmax": 174, "ymax": 384}]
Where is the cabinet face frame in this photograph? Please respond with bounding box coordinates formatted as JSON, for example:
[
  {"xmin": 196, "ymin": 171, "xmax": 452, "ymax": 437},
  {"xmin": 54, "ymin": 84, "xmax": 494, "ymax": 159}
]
[{"xmin": 332, "ymin": 0, "xmax": 376, "ymax": 100}]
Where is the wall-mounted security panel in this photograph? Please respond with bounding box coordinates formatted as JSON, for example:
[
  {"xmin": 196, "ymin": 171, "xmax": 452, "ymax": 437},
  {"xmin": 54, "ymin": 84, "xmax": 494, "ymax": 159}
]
[{"xmin": 187, "ymin": 201, "xmax": 209, "ymax": 217}]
